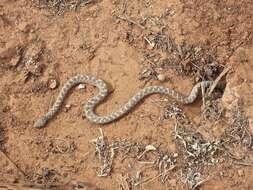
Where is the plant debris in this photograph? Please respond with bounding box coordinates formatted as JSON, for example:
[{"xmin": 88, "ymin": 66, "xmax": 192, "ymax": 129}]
[
  {"xmin": 90, "ymin": 128, "xmax": 114, "ymax": 177},
  {"xmin": 201, "ymin": 100, "xmax": 224, "ymax": 121},
  {"xmin": 48, "ymin": 78, "xmax": 58, "ymax": 89},
  {"xmin": 32, "ymin": 0, "xmax": 95, "ymax": 14},
  {"xmin": 181, "ymin": 168, "xmax": 209, "ymax": 190},
  {"xmin": 0, "ymin": 123, "xmax": 5, "ymax": 150}
]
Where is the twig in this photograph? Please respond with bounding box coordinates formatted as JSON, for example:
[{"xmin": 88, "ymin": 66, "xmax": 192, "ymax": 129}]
[
  {"xmin": 0, "ymin": 150, "xmax": 27, "ymax": 178},
  {"xmin": 117, "ymin": 174, "xmax": 131, "ymax": 190},
  {"xmin": 144, "ymin": 37, "xmax": 154, "ymax": 47},
  {"xmin": 233, "ymin": 160, "xmax": 253, "ymax": 167},
  {"xmin": 208, "ymin": 66, "xmax": 231, "ymax": 96},
  {"xmin": 201, "ymin": 82, "xmax": 206, "ymax": 109},
  {"xmin": 0, "ymin": 182, "xmax": 45, "ymax": 190},
  {"xmin": 74, "ymin": 0, "xmax": 94, "ymax": 10},
  {"xmin": 174, "ymin": 123, "xmax": 195, "ymax": 157},
  {"xmin": 138, "ymin": 161, "xmax": 155, "ymax": 165},
  {"xmin": 116, "ymin": 15, "xmax": 145, "ymax": 29},
  {"xmin": 99, "ymin": 127, "xmax": 104, "ymax": 139},
  {"xmin": 135, "ymin": 165, "xmax": 176, "ymax": 186},
  {"xmin": 192, "ymin": 177, "xmax": 210, "ymax": 190},
  {"xmin": 121, "ymin": 0, "xmax": 127, "ymax": 14},
  {"xmin": 245, "ymin": 128, "xmax": 252, "ymax": 148},
  {"xmin": 79, "ymin": 0, "xmax": 94, "ymax": 6}
]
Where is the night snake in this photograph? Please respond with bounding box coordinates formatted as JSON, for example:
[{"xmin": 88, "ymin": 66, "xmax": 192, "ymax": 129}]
[{"xmin": 33, "ymin": 75, "xmax": 213, "ymax": 128}]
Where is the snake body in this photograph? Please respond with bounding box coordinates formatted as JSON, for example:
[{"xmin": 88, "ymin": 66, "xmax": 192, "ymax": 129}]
[{"xmin": 33, "ymin": 75, "xmax": 213, "ymax": 128}]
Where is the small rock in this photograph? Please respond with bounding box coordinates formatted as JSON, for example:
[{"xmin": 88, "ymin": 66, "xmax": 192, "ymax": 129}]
[
  {"xmin": 9, "ymin": 55, "xmax": 21, "ymax": 67},
  {"xmin": 65, "ymin": 104, "xmax": 72, "ymax": 112},
  {"xmin": 140, "ymin": 114, "xmax": 145, "ymax": 118},
  {"xmin": 238, "ymin": 169, "xmax": 244, "ymax": 177},
  {"xmin": 157, "ymin": 74, "xmax": 166, "ymax": 82},
  {"xmin": 78, "ymin": 83, "xmax": 86, "ymax": 89},
  {"xmin": 65, "ymin": 104, "xmax": 71, "ymax": 108},
  {"xmin": 145, "ymin": 145, "xmax": 156, "ymax": 151},
  {"xmin": 48, "ymin": 79, "xmax": 58, "ymax": 89}
]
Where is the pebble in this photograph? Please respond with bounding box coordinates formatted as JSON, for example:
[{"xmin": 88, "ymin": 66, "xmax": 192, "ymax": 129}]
[
  {"xmin": 78, "ymin": 83, "xmax": 86, "ymax": 90},
  {"xmin": 64, "ymin": 104, "xmax": 72, "ymax": 112},
  {"xmin": 145, "ymin": 145, "xmax": 156, "ymax": 151},
  {"xmin": 157, "ymin": 74, "xmax": 166, "ymax": 82},
  {"xmin": 48, "ymin": 79, "xmax": 58, "ymax": 89},
  {"xmin": 9, "ymin": 55, "xmax": 21, "ymax": 67},
  {"xmin": 238, "ymin": 169, "xmax": 244, "ymax": 177}
]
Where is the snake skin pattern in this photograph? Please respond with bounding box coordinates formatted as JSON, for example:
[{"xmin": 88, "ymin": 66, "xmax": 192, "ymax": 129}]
[{"xmin": 33, "ymin": 75, "xmax": 213, "ymax": 128}]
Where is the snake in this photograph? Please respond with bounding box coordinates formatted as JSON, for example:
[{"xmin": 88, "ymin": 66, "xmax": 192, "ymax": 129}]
[{"xmin": 33, "ymin": 75, "xmax": 213, "ymax": 128}]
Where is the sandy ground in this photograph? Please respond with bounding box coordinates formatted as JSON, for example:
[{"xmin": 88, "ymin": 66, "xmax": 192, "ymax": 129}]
[{"xmin": 0, "ymin": 0, "xmax": 253, "ymax": 189}]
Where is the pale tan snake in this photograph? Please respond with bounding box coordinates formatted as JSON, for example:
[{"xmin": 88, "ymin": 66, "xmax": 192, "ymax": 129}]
[{"xmin": 33, "ymin": 75, "xmax": 213, "ymax": 128}]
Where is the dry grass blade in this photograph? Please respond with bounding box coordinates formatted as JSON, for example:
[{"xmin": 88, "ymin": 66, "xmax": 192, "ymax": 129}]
[
  {"xmin": 117, "ymin": 174, "xmax": 131, "ymax": 190},
  {"xmin": 32, "ymin": 0, "xmax": 95, "ymax": 14},
  {"xmin": 233, "ymin": 160, "xmax": 253, "ymax": 166},
  {"xmin": 0, "ymin": 151, "xmax": 27, "ymax": 178},
  {"xmin": 208, "ymin": 66, "xmax": 231, "ymax": 96},
  {"xmin": 116, "ymin": 15, "xmax": 146, "ymax": 29},
  {"xmin": 135, "ymin": 165, "xmax": 176, "ymax": 186},
  {"xmin": 90, "ymin": 128, "xmax": 114, "ymax": 177}
]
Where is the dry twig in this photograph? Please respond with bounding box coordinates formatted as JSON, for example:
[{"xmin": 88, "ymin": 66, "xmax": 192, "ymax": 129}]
[{"xmin": 208, "ymin": 66, "xmax": 231, "ymax": 96}]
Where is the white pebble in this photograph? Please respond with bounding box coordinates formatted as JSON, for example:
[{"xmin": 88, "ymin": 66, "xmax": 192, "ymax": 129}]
[
  {"xmin": 238, "ymin": 169, "xmax": 244, "ymax": 177},
  {"xmin": 65, "ymin": 104, "xmax": 71, "ymax": 108},
  {"xmin": 157, "ymin": 74, "xmax": 166, "ymax": 82},
  {"xmin": 145, "ymin": 145, "xmax": 156, "ymax": 151},
  {"xmin": 78, "ymin": 84, "xmax": 86, "ymax": 89},
  {"xmin": 48, "ymin": 79, "xmax": 58, "ymax": 89},
  {"xmin": 64, "ymin": 104, "xmax": 72, "ymax": 112}
]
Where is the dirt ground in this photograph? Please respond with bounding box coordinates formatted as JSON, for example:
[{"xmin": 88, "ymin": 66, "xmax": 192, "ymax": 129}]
[{"xmin": 0, "ymin": 0, "xmax": 253, "ymax": 189}]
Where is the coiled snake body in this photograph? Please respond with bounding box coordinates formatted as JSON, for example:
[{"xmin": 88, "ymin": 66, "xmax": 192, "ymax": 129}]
[{"xmin": 34, "ymin": 75, "xmax": 213, "ymax": 128}]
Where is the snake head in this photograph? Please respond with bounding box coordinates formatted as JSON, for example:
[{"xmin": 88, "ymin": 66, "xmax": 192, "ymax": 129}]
[{"xmin": 33, "ymin": 117, "xmax": 47, "ymax": 128}]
